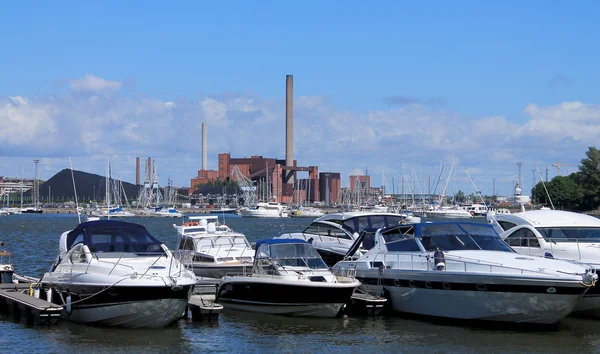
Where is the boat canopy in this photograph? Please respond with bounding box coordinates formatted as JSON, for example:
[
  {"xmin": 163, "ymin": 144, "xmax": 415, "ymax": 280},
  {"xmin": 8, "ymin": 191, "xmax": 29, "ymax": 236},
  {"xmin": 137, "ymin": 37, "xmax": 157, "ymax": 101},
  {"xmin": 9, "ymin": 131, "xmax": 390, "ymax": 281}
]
[
  {"xmin": 61, "ymin": 220, "xmax": 164, "ymax": 254},
  {"xmin": 254, "ymin": 238, "xmax": 327, "ymax": 270},
  {"xmin": 255, "ymin": 239, "xmax": 314, "ymax": 259}
]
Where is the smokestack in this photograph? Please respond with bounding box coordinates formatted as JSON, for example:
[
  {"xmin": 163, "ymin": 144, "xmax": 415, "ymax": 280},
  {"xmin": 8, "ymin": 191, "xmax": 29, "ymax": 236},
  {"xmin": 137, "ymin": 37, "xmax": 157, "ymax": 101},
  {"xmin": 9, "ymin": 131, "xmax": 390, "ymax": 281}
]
[
  {"xmin": 147, "ymin": 157, "xmax": 151, "ymax": 182},
  {"xmin": 202, "ymin": 122, "xmax": 207, "ymax": 170},
  {"xmin": 136, "ymin": 157, "xmax": 140, "ymax": 185},
  {"xmin": 286, "ymin": 74, "xmax": 294, "ymax": 183}
]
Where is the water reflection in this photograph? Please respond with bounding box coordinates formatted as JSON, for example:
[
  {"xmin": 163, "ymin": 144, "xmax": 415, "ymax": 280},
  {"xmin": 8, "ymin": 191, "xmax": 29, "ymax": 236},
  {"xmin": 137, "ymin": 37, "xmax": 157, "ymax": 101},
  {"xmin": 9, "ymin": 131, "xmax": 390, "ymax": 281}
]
[{"xmin": 3, "ymin": 215, "xmax": 600, "ymax": 353}]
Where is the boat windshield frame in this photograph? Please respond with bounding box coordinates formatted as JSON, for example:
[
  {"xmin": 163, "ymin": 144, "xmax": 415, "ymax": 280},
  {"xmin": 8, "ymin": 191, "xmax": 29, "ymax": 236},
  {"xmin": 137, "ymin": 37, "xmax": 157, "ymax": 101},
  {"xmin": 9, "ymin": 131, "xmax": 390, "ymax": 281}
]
[
  {"xmin": 254, "ymin": 242, "xmax": 328, "ymax": 270},
  {"xmin": 380, "ymin": 222, "xmax": 514, "ymax": 253},
  {"xmin": 536, "ymin": 226, "xmax": 600, "ymax": 242}
]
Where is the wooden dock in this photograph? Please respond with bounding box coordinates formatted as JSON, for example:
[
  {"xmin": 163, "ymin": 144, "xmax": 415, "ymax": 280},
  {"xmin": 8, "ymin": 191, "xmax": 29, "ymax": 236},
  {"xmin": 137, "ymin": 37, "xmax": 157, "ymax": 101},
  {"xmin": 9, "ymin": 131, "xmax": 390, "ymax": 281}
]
[{"xmin": 0, "ymin": 284, "xmax": 63, "ymax": 325}]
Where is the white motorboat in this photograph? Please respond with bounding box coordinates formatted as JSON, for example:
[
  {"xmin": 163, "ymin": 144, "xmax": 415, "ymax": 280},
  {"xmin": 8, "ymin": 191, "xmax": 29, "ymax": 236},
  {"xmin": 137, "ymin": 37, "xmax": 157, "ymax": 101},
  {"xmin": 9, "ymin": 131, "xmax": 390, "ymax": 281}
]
[
  {"xmin": 90, "ymin": 206, "xmax": 135, "ymax": 218},
  {"xmin": 291, "ymin": 206, "xmax": 325, "ymax": 218},
  {"xmin": 39, "ymin": 219, "xmax": 196, "ymax": 328},
  {"xmin": 489, "ymin": 209, "xmax": 600, "ymax": 316},
  {"xmin": 333, "ymin": 221, "xmax": 597, "ymax": 324},
  {"xmin": 275, "ymin": 212, "xmax": 419, "ymax": 266},
  {"xmin": 426, "ymin": 205, "xmax": 473, "ymax": 219},
  {"xmin": 154, "ymin": 206, "xmax": 183, "ymax": 218},
  {"xmin": 0, "ymin": 249, "xmax": 15, "ymax": 284},
  {"xmin": 174, "ymin": 216, "xmax": 254, "ymax": 278},
  {"xmin": 216, "ymin": 239, "xmax": 360, "ymax": 317},
  {"xmin": 239, "ymin": 202, "xmax": 288, "ymax": 218},
  {"xmin": 464, "ymin": 203, "xmax": 490, "ymax": 217}
]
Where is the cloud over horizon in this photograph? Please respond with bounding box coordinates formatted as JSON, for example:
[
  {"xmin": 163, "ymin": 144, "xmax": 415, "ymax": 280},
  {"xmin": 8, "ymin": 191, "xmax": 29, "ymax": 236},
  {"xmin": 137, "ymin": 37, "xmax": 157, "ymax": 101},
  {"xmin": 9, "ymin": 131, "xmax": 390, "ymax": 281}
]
[{"xmin": 1, "ymin": 74, "xmax": 598, "ymax": 195}]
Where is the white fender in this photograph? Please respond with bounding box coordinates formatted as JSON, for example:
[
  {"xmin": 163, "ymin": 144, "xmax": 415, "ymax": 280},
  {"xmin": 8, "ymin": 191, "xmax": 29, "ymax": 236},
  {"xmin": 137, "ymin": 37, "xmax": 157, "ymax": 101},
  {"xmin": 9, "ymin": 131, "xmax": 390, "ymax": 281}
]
[{"xmin": 66, "ymin": 295, "xmax": 72, "ymax": 314}]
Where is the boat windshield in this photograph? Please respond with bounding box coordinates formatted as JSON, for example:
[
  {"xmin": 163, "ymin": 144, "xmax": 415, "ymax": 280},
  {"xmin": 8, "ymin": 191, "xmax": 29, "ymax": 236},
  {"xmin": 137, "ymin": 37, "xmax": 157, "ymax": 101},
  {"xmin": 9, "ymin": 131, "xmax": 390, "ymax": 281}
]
[
  {"xmin": 536, "ymin": 227, "xmax": 600, "ymax": 242},
  {"xmin": 257, "ymin": 243, "xmax": 328, "ymax": 270},
  {"xmin": 85, "ymin": 226, "xmax": 164, "ymax": 254},
  {"xmin": 195, "ymin": 235, "xmax": 250, "ymax": 250},
  {"xmin": 418, "ymin": 223, "xmax": 513, "ymax": 252}
]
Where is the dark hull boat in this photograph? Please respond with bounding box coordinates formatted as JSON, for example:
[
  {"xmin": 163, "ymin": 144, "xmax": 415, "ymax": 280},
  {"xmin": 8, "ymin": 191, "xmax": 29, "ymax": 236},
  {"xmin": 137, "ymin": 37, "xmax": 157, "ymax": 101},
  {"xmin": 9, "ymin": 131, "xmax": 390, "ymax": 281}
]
[{"xmin": 216, "ymin": 239, "xmax": 360, "ymax": 317}]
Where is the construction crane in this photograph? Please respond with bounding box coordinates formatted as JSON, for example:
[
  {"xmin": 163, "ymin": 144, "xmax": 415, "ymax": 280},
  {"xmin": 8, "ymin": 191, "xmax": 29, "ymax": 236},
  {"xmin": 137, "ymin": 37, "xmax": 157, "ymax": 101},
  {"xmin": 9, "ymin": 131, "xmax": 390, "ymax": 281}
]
[
  {"xmin": 230, "ymin": 165, "xmax": 257, "ymax": 207},
  {"xmin": 551, "ymin": 160, "xmax": 572, "ymax": 176}
]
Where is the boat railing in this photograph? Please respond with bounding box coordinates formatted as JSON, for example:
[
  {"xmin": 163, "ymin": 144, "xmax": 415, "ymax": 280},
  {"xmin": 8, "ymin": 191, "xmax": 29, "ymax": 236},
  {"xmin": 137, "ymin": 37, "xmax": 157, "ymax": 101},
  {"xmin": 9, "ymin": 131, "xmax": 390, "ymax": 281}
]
[
  {"xmin": 73, "ymin": 249, "xmax": 191, "ymax": 282},
  {"xmin": 197, "ymin": 244, "xmax": 254, "ymax": 259},
  {"xmin": 283, "ymin": 232, "xmax": 350, "ymax": 244},
  {"xmin": 506, "ymin": 236, "xmax": 600, "ymax": 263},
  {"xmin": 332, "ymin": 267, "xmax": 357, "ymax": 282},
  {"xmin": 370, "ymin": 251, "xmax": 582, "ymax": 277}
]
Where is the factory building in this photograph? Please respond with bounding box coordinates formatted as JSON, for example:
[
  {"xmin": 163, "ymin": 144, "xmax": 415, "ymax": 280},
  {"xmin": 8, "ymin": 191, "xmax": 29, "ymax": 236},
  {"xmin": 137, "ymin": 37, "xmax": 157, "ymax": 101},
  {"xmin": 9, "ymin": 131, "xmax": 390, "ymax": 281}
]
[{"xmin": 186, "ymin": 75, "xmax": 342, "ymax": 205}]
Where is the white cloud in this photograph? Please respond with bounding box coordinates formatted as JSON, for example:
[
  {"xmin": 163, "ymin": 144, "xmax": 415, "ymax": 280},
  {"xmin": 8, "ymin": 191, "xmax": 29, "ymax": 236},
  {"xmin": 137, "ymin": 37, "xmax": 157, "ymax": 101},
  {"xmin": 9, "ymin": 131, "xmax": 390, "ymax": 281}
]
[
  {"xmin": 518, "ymin": 102, "xmax": 600, "ymax": 144},
  {"xmin": 2, "ymin": 78, "xmax": 600, "ymax": 195},
  {"xmin": 69, "ymin": 74, "xmax": 122, "ymax": 94}
]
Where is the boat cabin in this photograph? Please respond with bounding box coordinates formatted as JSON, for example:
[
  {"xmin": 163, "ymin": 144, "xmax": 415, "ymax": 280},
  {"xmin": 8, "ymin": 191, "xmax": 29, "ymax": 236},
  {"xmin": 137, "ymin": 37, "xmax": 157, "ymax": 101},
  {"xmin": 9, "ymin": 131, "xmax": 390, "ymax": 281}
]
[
  {"xmin": 0, "ymin": 250, "xmax": 13, "ymax": 283},
  {"xmin": 60, "ymin": 220, "xmax": 165, "ymax": 258},
  {"xmin": 253, "ymin": 239, "xmax": 329, "ymax": 275}
]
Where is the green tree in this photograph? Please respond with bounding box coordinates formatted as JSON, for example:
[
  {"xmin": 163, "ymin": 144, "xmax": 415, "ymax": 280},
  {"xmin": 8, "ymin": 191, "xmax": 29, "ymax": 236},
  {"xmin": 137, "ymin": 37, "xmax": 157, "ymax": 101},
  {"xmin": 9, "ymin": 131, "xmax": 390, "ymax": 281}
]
[
  {"xmin": 575, "ymin": 147, "xmax": 600, "ymax": 210},
  {"xmin": 533, "ymin": 175, "xmax": 584, "ymax": 210},
  {"xmin": 453, "ymin": 190, "xmax": 465, "ymax": 203}
]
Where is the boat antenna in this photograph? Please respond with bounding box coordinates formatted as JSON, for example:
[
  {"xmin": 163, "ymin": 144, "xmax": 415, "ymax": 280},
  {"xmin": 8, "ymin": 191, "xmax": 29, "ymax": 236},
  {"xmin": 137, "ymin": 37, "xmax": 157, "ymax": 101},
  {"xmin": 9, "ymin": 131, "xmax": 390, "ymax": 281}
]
[
  {"xmin": 69, "ymin": 157, "xmax": 82, "ymax": 224},
  {"xmin": 535, "ymin": 167, "xmax": 555, "ymax": 209},
  {"xmin": 465, "ymin": 170, "xmax": 487, "ymax": 206}
]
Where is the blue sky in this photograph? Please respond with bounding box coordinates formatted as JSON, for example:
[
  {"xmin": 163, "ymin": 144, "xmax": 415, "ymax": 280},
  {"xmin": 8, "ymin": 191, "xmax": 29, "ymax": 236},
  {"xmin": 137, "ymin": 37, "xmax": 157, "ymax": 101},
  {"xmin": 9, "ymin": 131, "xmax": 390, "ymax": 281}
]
[{"xmin": 1, "ymin": 1, "xmax": 599, "ymax": 197}]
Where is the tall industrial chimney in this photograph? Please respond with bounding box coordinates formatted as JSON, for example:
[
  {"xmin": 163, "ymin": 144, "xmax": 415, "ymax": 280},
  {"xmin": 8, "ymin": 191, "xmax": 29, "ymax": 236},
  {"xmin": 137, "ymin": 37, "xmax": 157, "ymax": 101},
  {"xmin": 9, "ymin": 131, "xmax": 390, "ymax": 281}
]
[
  {"xmin": 135, "ymin": 157, "xmax": 140, "ymax": 185},
  {"xmin": 285, "ymin": 74, "xmax": 294, "ymax": 183},
  {"xmin": 202, "ymin": 122, "xmax": 207, "ymax": 170},
  {"xmin": 147, "ymin": 157, "xmax": 151, "ymax": 182}
]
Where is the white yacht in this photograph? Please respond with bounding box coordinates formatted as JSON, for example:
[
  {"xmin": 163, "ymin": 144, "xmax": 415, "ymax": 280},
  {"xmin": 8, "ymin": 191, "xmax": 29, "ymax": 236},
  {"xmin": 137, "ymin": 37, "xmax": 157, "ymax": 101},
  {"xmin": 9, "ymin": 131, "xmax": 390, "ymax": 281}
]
[
  {"xmin": 216, "ymin": 239, "xmax": 360, "ymax": 317},
  {"xmin": 174, "ymin": 216, "xmax": 254, "ymax": 278},
  {"xmin": 333, "ymin": 221, "xmax": 597, "ymax": 324},
  {"xmin": 275, "ymin": 212, "xmax": 419, "ymax": 266},
  {"xmin": 39, "ymin": 219, "xmax": 196, "ymax": 328},
  {"xmin": 0, "ymin": 249, "xmax": 15, "ymax": 283},
  {"xmin": 464, "ymin": 203, "xmax": 490, "ymax": 217},
  {"xmin": 489, "ymin": 209, "xmax": 600, "ymax": 316},
  {"xmin": 239, "ymin": 202, "xmax": 288, "ymax": 218},
  {"xmin": 425, "ymin": 205, "xmax": 473, "ymax": 219},
  {"xmin": 154, "ymin": 206, "xmax": 183, "ymax": 218},
  {"xmin": 90, "ymin": 206, "xmax": 135, "ymax": 218},
  {"xmin": 291, "ymin": 206, "xmax": 325, "ymax": 218}
]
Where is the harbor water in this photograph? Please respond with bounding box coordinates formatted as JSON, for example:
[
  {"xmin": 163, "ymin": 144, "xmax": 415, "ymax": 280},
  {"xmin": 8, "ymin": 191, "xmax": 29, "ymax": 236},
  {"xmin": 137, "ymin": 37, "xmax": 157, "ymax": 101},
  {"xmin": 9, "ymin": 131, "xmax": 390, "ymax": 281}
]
[{"xmin": 2, "ymin": 214, "xmax": 600, "ymax": 353}]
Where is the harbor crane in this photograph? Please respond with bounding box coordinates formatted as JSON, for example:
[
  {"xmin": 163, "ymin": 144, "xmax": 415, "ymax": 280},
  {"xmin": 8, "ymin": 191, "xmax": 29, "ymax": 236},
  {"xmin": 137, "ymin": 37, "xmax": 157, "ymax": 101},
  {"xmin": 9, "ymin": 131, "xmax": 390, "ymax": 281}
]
[{"xmin": 551, "ymin": 160, "xmax": 572, "ymax": 176}]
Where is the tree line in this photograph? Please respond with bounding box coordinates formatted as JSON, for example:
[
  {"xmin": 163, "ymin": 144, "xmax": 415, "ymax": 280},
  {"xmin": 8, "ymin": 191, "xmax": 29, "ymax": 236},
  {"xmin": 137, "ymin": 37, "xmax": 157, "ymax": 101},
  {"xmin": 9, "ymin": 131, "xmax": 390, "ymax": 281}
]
[{"xmin": 532, "ymin": 147, "xmax": 600, "ymax": 211}]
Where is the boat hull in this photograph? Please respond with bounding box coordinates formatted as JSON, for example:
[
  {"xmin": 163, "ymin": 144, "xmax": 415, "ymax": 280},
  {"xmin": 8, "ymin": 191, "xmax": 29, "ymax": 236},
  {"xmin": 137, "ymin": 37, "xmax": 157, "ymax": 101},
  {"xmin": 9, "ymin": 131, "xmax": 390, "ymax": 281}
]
[
  {"xmin": 359, "ymin": 273, "xmax": 586, "ymax": 324},
  {"xmin": 43, "ymin": 284, "xmax": 193, "ymax": 328},
  {"xmin": 239, "ymin": 210, "xmax": 283, "ymax": 218},
  {"xmin": 209, "ymin": 209, "xmax": 238, "ymax": 215},
  {"xmin": 65, "ymin": 298, "xmax": 188, "ymax": 328},
  {"xmin": 216, "ymin": 279, "xmax": 357, "ymax": 317}
]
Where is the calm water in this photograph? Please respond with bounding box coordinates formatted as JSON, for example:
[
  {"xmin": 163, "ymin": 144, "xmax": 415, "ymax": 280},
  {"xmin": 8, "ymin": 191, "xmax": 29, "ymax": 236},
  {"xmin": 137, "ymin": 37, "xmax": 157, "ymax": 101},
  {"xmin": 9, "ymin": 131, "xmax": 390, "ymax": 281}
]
[{"xmin": 1, "ymin": 214, "xmax": 600, "ymax": 353}]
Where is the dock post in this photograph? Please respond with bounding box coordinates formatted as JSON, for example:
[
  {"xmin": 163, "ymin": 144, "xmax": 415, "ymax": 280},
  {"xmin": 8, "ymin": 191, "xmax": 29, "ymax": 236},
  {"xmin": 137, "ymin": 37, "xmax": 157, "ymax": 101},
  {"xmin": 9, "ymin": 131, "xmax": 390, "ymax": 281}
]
[
  {"xmin": 25, "ymin": 306, "xmax": 34, "ymax": 325},
  {"xmin": 12, "ymin": 302, "xmax": 21, "ymax": 322}
]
